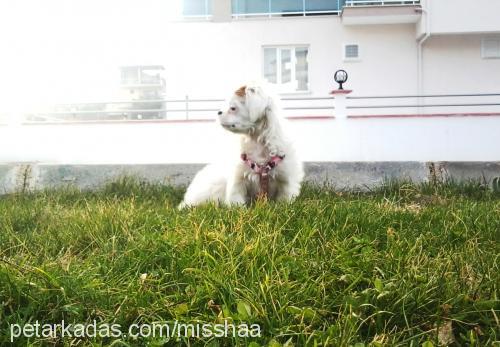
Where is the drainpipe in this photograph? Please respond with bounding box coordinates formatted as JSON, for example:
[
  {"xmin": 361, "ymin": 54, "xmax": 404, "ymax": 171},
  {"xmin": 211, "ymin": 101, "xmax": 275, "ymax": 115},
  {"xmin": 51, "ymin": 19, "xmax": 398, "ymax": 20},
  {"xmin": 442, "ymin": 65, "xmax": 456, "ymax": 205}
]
[{"xmin": 416, "ymin": 1, "xmax": 431, "ymax": 104}]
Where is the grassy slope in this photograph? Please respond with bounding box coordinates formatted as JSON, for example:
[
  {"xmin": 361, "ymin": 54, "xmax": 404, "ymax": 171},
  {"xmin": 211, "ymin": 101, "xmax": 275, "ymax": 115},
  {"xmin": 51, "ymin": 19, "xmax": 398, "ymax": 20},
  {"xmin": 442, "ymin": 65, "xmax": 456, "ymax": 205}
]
[{"xmin": 0, "ymin": 179, "xmax": 498, "ymax": 346}]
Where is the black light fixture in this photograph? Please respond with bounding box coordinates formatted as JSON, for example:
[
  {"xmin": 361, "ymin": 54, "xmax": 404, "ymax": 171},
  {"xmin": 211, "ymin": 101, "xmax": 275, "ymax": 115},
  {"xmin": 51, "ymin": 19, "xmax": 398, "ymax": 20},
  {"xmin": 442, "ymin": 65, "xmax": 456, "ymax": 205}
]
[{"xmin": 334, "ymin": 69, "xmax": 348, "ymax": 90}]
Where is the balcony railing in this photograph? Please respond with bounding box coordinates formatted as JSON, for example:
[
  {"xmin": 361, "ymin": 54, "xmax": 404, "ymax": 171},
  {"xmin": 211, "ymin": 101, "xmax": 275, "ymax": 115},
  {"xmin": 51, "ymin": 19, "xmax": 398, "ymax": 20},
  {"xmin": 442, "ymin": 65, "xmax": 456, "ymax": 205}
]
[
  {"xmin": 0, "ymin": 92, "xmax": 496, "ymax": 126},
  {"xmin": 183, "ymin": 0, "xmax": 421, "ymax": 19},
  {"xmin": 345, "ymin": 0, "xmax": 420, "ymax": 6},
  {"xmin": 232, "ymin": 0, "xmax": 345, "ymax": 18}
]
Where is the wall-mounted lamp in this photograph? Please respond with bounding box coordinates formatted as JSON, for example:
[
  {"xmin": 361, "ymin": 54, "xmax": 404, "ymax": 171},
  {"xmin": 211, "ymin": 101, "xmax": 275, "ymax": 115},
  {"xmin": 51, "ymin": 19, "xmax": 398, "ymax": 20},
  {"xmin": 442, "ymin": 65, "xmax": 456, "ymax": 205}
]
[{"xmin": 334, "ymin": 69, "xmax": 348, "ymax": 90}]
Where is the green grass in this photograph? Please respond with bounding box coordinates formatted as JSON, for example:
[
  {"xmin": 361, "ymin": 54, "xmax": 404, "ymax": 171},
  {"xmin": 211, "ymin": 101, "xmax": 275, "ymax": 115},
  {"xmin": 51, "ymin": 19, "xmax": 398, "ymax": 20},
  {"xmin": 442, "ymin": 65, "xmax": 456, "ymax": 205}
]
[{"xmin": 0, "ymin": 178, "xmax": 498, "ymax": 346}]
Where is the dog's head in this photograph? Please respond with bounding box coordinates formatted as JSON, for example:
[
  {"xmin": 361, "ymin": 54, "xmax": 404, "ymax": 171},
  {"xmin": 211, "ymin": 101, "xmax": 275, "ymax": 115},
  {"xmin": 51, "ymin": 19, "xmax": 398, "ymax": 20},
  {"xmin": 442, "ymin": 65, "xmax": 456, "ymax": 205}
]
[{"xmin": 218, "ymin": 84, "xmax": 271, "ymax": 134}]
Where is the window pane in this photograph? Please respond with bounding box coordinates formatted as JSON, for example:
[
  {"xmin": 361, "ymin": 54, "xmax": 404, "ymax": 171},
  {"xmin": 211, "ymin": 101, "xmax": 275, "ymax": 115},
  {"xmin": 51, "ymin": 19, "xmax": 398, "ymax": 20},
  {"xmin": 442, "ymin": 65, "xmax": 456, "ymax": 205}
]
[
  {"xmin": 271, "ymin": 0, "xmax": 303, "ymax": 13},
  {"xmin": 263, "ymin": 48, "xmax": 277, "ymax": 84},
  {"xmin": 305, "ymin": 0, "xmax": 341, "ymax": 11},
  {"xmin": 140, "ymin": 68, "xmax": 161, "ymax": 85},
  {"xmin": 121, "ymin": 67, "xmax": 139, "ymax": 85},
  {"xmin": 183, "ymin": 0, "xmax": 209, "ymax": 16},
  {"xmin": 295, "ymin": 47, "xmax": 309, "ymax": 91},
  {"xmin": 232, "ymin": 0, "xmax": 268, "ymax": 14},
  {"xmin": 281, "ymin": 48, "xmax": 292, "ymax": 84}
]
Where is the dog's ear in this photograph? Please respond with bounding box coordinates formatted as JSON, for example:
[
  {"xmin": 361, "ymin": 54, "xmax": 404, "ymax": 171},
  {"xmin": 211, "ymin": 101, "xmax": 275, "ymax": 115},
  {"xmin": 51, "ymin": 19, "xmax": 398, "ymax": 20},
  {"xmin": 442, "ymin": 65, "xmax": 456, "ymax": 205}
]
[{"xmin": 235, "ymin": 85, "xmax": 246, "ymax": 97}]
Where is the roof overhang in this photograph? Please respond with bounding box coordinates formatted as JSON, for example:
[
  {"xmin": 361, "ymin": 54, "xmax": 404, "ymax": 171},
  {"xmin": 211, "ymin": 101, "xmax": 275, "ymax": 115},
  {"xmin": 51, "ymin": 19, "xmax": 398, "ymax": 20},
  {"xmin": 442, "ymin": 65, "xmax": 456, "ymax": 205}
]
[{"xmin": 341, "ymin": 5, "xmax": 421, "ymax": 25}]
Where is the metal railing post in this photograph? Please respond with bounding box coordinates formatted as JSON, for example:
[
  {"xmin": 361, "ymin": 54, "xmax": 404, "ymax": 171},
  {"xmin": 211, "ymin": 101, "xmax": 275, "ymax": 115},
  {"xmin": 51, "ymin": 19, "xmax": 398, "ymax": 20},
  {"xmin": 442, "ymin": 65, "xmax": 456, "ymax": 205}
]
[{"xmin": 185, "ymin": 95, "xmax": 189, "ymax": 120}]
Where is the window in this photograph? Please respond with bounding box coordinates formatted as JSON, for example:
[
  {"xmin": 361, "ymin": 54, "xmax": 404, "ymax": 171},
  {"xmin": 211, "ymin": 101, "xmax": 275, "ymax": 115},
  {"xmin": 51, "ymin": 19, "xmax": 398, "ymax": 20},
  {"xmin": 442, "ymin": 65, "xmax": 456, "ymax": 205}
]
[
  {"xmin": 481, "ymin": 38, "xmax": 500, "ymax": 59},
  {"xmin": 343, "ymin": 44, "xmax": 360, "ymax": 61},
  {"xmin": 121, "ymin": 67, "xmax": 139, "ymax": 85},
  {"xmin": 306, "ymin": 0, "xmax": 343, "ymax": 12},
  {"xmin": 232, "ymin": 0, "xmax": 343, "ymax": 16},
  {"xmin": 120, "ymin": 66, "xmax": 165, "ymax": 86},
  {"xmin": 183, "ymin": 0, "xmax": 212, "ymax": 18},
  {"xmin": 263, "ymin": 46, "xmax": 309, "ymax": 92}
]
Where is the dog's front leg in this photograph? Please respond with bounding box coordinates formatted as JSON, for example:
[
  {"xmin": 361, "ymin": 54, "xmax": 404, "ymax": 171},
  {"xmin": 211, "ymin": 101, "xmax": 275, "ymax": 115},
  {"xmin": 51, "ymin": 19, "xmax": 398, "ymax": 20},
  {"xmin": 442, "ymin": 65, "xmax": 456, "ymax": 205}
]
[
  {"xmin": 275, "ymin": 180, "xmax": 301, "ymax": 202},
  {"xmin": 225, "ymin": 171, "xmax": 247, "ymax": 206}
]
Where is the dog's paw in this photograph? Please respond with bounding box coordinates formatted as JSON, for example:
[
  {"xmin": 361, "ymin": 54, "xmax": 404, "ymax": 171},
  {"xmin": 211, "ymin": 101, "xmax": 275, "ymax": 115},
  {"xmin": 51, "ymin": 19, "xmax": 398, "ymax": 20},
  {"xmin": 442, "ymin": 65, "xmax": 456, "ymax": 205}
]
[{"xmin": 226, "ymin": 193, "xmax": 247, "ymax": 206}]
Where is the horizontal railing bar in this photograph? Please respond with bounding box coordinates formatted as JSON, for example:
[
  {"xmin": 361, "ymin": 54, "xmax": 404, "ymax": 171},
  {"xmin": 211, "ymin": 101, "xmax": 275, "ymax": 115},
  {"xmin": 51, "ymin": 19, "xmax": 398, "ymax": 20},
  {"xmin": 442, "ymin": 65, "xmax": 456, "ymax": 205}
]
[
  {"xmin": 33, "ymin": 108, "xmax": 221, "ymax": 115},
  {"xmin": 22, "ymin": 119, "xmax": 217, "ymax": 125},
  {"xmin": 232, "ymin": 10, "xmax": 341, "ymax": 17},
  {"xmin": 49, "ymin": 97, "xmax": 332, "ymax": 106},
  {"xmin": 34, "ymin": 109, "xmax": 166, "ymax": 115},
  {"xmin": 347, "ymin": 103, "xmax": 500, "ymax": 109},
  {"xmin": 348, "ymin": 112, "xmax": 500, "ymax": 119},
  {"xmin": 32, "ymin": 106, "xmax": 336, "ymax": 116},
  {"xmin": 345, "ymin": 0, "xmax": 419, "ymax": 5},
  {"xmin": 348, "ymin": 93, "xmax": 500, "ymax": 99},
  {"xmin": 163, "ymin": 109, "xmax": 219, "ymax": 112},
  {"xmin": 50, "ymin": 99, "xmax": 225, "ymax": 106},
  {"xmin": 20, "ymin": 115, "xmax": 337, "ymax": 125},
  {"xmin": 170, "ymin": 99, "xmax": 225, "ymax": 102},
  {"xmin": 281, "ymin": 96, "xmax": 334, "ymax": 101},
  {"xmin": 283, "ymin": 106, "xmax": 334, "ymax": 110}
]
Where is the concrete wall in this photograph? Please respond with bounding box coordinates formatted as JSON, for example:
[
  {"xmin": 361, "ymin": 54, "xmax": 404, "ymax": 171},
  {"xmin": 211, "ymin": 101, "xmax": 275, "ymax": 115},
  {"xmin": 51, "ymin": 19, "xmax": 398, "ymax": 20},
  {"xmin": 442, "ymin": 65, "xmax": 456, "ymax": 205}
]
[
  {"xmin": 1, "ymin": 161, "xmax": 499, "ymax": 195},
  {"xmin": 1, "ymin": 114, "xmax": 499, "ymax": 164}
]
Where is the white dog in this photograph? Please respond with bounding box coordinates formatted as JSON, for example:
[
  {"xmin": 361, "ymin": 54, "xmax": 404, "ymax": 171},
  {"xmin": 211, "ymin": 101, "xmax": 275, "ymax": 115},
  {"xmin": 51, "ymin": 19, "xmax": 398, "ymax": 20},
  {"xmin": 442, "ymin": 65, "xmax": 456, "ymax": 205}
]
[{"xmin": 179, "ymin": 84, "xmax": 303, "ymax": 207}]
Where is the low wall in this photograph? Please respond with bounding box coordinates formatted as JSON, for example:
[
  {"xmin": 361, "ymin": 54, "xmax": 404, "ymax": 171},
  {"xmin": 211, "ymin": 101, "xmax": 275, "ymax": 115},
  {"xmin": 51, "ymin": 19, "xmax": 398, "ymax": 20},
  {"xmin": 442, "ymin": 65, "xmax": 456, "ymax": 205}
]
[
  {"xmin": 1, "ymin": 162, "xmax": 499, "ymax": 194},
  {"xmin": 1, "ymin": 114, "xmax": 500, "ymax": 164}
]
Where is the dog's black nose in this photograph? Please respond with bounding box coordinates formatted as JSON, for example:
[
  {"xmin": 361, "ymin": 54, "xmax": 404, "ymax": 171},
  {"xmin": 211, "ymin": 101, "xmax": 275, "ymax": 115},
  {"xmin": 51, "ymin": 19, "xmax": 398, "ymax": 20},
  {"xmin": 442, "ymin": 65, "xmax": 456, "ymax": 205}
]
[{"xmin": 217, "ymin": 111, "xmax": 223, "ymax": 116}]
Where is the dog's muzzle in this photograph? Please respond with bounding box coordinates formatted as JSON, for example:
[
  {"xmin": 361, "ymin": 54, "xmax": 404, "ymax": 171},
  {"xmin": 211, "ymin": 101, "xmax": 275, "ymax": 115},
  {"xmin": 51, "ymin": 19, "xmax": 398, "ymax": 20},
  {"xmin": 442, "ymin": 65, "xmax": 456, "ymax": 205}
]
[{"xmin": 220, "ymin": 122, "xmax": 237, "ymax": 129}]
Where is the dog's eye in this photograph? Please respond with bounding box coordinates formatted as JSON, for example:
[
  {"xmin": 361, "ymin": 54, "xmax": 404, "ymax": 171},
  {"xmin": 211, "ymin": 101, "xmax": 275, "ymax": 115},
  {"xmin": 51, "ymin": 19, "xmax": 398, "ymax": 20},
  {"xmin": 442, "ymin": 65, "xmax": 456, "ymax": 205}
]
[{"xmin": 230, "ymin": 107, "xmax": 236, "ymax": 111}]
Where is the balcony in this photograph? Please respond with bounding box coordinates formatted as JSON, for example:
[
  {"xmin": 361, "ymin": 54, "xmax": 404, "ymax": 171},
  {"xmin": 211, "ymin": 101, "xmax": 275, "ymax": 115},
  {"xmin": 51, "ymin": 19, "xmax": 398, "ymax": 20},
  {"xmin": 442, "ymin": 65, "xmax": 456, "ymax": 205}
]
[
  {"xmin": 342, "ymin": 0, "xmax": 421, "ymax": 25},
  {"xmin": 231, "ymin": 0, "xmax": 345, "ymax": 18},
  {"xmin": 344, "ymin": 0, "xmax": 419, "ymax": 6},
  {"xmin": 182, "ymin": 0, "xmax": 423, "ymax": 22}
]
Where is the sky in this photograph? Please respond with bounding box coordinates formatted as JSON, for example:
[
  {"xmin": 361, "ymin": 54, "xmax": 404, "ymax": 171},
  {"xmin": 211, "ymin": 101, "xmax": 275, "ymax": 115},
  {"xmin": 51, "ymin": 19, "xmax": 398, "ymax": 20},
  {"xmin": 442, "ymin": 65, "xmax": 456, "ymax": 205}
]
[{"xmin": 0, "ymin": 0, "xmax": 182, "ymax": 111}]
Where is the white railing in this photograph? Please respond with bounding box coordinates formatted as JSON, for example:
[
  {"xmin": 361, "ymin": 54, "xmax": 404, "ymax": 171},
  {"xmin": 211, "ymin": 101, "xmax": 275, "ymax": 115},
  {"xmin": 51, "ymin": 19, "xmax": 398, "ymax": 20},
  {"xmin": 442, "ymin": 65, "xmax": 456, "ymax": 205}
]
[
  {"xmin": 345, "ymin": 0, "xmax": 419, "ymax": 6},
  {"xmin": 1, "ymin": 92, "xmax": 499, "ymax": 126},
  {"xmin": 11, "ymin": 96, "xmax": 335, "ymax": 124},
  {"xmin": 232, "ymin": 10, "xmax": 342, "ymax": 19}
]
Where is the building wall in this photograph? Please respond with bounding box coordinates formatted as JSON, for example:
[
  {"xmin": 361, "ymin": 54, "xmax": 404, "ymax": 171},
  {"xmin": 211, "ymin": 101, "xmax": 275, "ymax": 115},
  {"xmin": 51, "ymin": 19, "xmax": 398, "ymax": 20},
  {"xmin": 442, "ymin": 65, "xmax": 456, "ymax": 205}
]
[
  {"xmin": 2, "ymin": 6, "xmax": 500, "ymax": 165},
  {"xmin": 422, "ymin": 34, "xmax": 500, "ymax": 94},
  {"xmin": 418, "ymin": 0, "xmax": 500, "ymax": 36},
  {"xmin": 162, "ymin": 17, "xmax": 419, "ymax": 98}
]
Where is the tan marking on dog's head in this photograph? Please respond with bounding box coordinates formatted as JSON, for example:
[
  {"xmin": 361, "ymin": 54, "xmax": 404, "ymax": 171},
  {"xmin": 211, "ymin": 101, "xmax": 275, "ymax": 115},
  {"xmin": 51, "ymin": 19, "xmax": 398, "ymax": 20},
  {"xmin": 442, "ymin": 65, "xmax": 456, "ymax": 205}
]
[{"xmin": 235, "ymin": 85, "xmax": 246, "ymax": 97}]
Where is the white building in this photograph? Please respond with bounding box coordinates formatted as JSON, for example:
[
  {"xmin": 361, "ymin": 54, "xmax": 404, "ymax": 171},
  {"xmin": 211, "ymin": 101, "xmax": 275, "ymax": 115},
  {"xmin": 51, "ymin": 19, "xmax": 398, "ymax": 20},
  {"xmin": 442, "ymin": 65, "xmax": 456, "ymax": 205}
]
[
  {"xmin": 163, "ymin": 0, "xmax": 500, "ymax": 100},
  {"xmin": 1, "ymin": 0, "xmax": 499, "ymax": 168}
]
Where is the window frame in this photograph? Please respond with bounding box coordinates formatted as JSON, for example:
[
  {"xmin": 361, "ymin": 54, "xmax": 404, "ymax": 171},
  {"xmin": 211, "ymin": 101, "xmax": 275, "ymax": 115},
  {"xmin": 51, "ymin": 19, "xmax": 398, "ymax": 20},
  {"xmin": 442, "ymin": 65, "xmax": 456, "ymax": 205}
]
[
  {"xmin": 183, "ymin": 0, "xmax": 212, "ymax": 20},
  {"xmin": 261, "ymin": 45, "xmax": 310, "ymax": 94}
]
